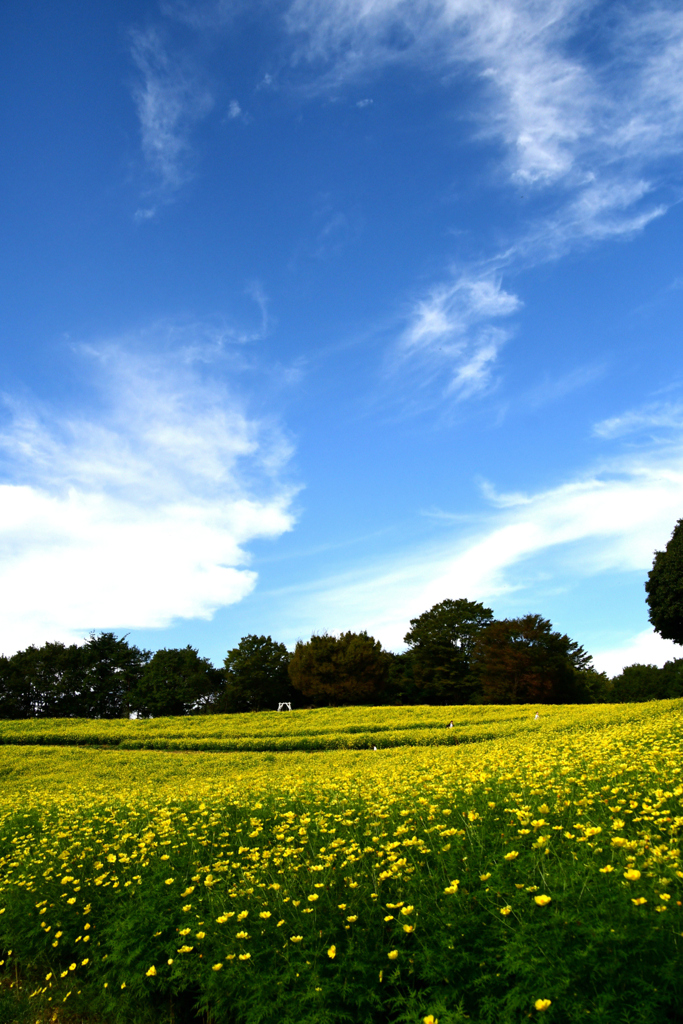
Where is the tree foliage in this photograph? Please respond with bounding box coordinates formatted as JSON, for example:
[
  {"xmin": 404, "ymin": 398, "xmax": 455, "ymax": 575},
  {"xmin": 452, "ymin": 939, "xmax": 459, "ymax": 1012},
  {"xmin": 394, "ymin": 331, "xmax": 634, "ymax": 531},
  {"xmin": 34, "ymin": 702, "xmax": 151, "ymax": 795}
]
[
  {"xmin": 132, "ymin": 646, "xmax": 224, "ymax": 717},
  {"xmin": 471, "ymin": 614, "xmax": 592, "ymax": 704},
  {"xmin": 0, "ymin": 633, "xmax": 150, "ymax": 718},
  {"xmin": 645, "ymin": 518, "xmax": 683, "ymax": 645},
  {"xmin": 403, "ymin": 598, "xmax": 494, "ymax": 703},
  {"xmin": 611, "ymin": 659, "xmax": 683, "ymax": 702},
  {"xmin": 220, "ymin": 635, "xmax": 292, "ymax": 712},
  {"xmin": 288, "ymin": 631, "xmax": 389, "ymax": 706}
]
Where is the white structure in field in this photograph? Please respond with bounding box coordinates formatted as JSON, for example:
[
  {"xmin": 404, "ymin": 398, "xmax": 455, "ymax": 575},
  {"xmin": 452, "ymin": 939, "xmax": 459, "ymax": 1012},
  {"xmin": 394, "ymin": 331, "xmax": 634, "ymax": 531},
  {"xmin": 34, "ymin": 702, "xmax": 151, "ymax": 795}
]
[{"xmin": 277, "ymin": 702, "xmax": 292, "ymax": 711}]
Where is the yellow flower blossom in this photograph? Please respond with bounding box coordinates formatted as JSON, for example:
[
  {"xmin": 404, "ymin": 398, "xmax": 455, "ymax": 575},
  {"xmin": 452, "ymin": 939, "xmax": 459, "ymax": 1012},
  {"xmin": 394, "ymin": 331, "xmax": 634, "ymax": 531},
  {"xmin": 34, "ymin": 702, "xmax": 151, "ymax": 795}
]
[
  {"xmin": 504, "ymin": 851, "xmax": 519, "ymax": 861},
  {"xmin": 388, "ymin": 950, "xmax": 399, "ymax": 960},
  {"xmin": 145, "ymin": 966, "xmax": 157, "ymax": 977},
  {"xmin": 327, "ymin": 945, "xmax": 336, "ymax": 959},
  {"xmin": 535, "ymin": 999, "xmax": 552, "ymax": 1011},
  {"xmin": 534, "ymin": 895, "xmax": 551, "ymax": 907}
]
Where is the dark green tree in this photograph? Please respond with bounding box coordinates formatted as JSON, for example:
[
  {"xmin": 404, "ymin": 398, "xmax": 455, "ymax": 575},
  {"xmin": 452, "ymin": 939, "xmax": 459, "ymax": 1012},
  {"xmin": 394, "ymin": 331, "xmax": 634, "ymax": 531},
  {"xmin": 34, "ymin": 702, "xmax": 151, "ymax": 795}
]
[
  {"xmin": 471, "ymin": 614, "xmax": 592, "ymax": 704},
  {"xmin": 611, "ymin": 660, "xmax": 683, "ymax": 702},
  {"xmin": 288, "ymin": 631, "xmax": 389, "ymax": 707},
  {"xmin": 0, "ymin": 642, "xmax": 80, "ymax": 718},
  {"xmin": 77, "ymin": 632, "xmax": 150, "ymax": 718},
  {"xmin": 403, "ymin": 598, "xmax": 494, "ymax": 703},
  {"xmin": 219, "ymin": 635, "xmax": 292, "ymax": 712},
  {"xmin": 0, "ymin": 633, "xmax": 150, "ymax": 718},
  {"xmin": 646, "ymin": 519, "xmax": 683, "ymax": 645},
  {"xmin": 131, "ymin": 646, "xmax": 224, "ymax": 717}
]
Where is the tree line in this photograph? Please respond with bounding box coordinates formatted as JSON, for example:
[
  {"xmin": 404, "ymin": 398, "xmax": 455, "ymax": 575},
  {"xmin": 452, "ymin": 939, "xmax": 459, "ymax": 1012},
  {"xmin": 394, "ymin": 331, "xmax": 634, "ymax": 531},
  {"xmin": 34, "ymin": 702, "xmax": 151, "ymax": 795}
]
[
  {"xmin": 0, "ymin": 597, "xmax": 679, "ymax": 719},
  {"xmin": 1, "ymin": 514, "xmax": 682, "ymax": 719}
]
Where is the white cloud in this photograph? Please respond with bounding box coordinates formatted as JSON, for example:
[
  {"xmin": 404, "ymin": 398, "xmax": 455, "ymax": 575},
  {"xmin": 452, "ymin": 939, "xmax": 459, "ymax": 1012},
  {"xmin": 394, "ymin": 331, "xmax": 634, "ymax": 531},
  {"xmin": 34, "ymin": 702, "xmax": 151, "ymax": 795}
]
[
  {"xmin": 594, "ymin": 401, "xmax": 683, "ymax": 439},
  {"xmin": 271, "ymin": 435, "xmax": 683, "ymax": 658},
  {"xmin": 284, "ymin": 0, "xmax": 683, "ymax": 395},
  {"xmin": 395, "ymin": 273, "xmax": 521, "ymax": 398},
  {"xmin": 592, "ymin": 629, "xmax": 681, "ymax": 677},
  {"xmin": 227, "ymin": 99, "xmax": 242, "ymax": 119},
  {"xmin": 130, "ymin": 27, "xmax": 213, "ymax": 201},
  {"xmin": 0, "ymin": 340, "xmax": 296, "ymax": 655}
]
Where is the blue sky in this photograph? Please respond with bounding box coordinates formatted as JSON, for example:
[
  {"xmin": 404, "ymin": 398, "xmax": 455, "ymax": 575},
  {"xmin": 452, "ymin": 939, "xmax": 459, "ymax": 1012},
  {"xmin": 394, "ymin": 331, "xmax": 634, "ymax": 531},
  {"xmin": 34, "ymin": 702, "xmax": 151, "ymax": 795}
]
[{"xmin": 2, "ymin": 0, "xmax": 683, "ymax": 674}]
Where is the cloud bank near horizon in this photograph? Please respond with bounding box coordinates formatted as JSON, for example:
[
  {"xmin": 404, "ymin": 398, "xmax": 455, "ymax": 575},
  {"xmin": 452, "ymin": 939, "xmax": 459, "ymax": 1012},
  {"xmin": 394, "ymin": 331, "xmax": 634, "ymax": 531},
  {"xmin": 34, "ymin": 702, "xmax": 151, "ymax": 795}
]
[
  {"xmin": 0, "ymin": 338, "xmax": 296, "ymax": 655},
  {"xmin": 267, "ymin": 429, "xmax": 683, "ymax": 673}
]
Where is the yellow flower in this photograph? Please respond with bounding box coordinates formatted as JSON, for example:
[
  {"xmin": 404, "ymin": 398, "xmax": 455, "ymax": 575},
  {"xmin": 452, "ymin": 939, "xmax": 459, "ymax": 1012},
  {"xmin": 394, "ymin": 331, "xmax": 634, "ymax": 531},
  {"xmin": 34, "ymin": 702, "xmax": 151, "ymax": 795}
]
[
  {"xmin": 180, "ymin": 886, "xmax": 195, "ymax": 898},
  {"xmin": 480, "ymin": 873, "xmax": 492, "ymax": 881},
  {"xmin": 384, "ymin": 915, "xmax": 394, "ymax": 921},
  {"xmin": 388, "ymin": 950, "xmax": 399, "ymax": 960},
  {"xmin": 534, "ymin": 895, "xmax": 551, "ymax": 907},
  {"xmin": 500, "ymin": 906, "xmax": 512, "ymax": 916},
  {"xmin": 81, "ymin": 958, "xmax": 89, "ymax": 966},
  {"xmin": 67, "ymin": 898, "xmax": 76, "ymax": 905},
  {"xmin": 236, "ymin": 931, "xmax": 249, "ymax": 939},
  {"xmin": 179, "ymin": 928, "xmax": 191, "ymax": 936},
  {"xmin": 145, "ymin": 966, "xmax": 157, "ymax": 977},
  {"xmin": 347, "ymin": 915, "xmax": 358, "ymax": 923},
  {"xmin": 259, "ymin": 911, "xmax": 272, "ymax": 919},
  {"xmin": 403, "ymin": 924, "xmax": 414, "ymax": 933},
  {"xmin": 444, "ymin": 880, "xmax": 459, "ymax": 894},
  {"xmin": 290, "ymin": 935, "xmax": 303, "ymax": 943},
  {"xmin": 424, "ymin": 1016, "xmax": 439, "ymax": 1024},
  {"xmin": 196, "ymin": 931, "xmax": 206, "ymax": 939},
  {"xmin": 308, "ymin": 894, "xmax": 319, "ymax": 901},
  {"xmin": 237, "ymin": 911, "xmax": 249, "ymax": 921},
  {"xmin": 167, "ymin": 959, "xmax": 174, "ymax": 966},
  {"xmin": 121, "ymin": 982, "xmax": 126, "ymax": 989},
  {"xmin": 164, "ymin": 878, "xmax": 174, "ymax": 886},
  {"xmin": 631, "ymin": 897, "xmax": 647, "ymax": 906},
  {"xmin": 535, "ymin": 998, "xmax": 552, "ymax": 1011},
  {"xmin": 238, "ymin": 953, "xmax": 251, "ymax": 960},
  {"xmin": 338, "ymin": 903, "xmax": 347, "ymax": 910},
  {"xmin": 623, "ymin": 869, "xmax": 641, "ymax": 881},
  {"xmin": 504, "ymin": 851, "xmax": 519, "ymax": 861},
  {"xmin": 599, "ymin": 865, "xmax": 614, "ymax": 873},
  {"xmin": 212, "ymin": 963, "xmax": 223, "ymax": 971},
  {"xmin": 327, "ymin": 945, "xmax": 336, "ymax": 959},
  {"xmin": 400, "ymin": 905, "xmax": 414, "ymax": 916}
]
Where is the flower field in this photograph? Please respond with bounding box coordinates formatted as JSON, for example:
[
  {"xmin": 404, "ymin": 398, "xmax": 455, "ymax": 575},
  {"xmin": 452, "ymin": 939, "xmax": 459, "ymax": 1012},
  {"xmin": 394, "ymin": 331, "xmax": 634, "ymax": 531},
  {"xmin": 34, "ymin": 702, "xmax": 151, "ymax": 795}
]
[{"xmin": 0, "ymin": 701, "xmax": 682, "ymax": 1024}]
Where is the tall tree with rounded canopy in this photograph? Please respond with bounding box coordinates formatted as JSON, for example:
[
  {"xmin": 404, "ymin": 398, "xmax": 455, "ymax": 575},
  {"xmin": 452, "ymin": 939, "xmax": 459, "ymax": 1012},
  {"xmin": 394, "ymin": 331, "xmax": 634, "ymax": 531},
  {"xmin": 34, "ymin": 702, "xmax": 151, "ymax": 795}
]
[
  {"xmin": 471, "ymin": 614, "xmax": 591, "ymax": 704},
  {"xmin": 132, "ymin": 646, "xmax": 224, "ymax": 717},
  {"xmin": 403, "ymin": 598, "xmax": 494, "ymax": 703},
  {"xmin": 646, "ymin": 519, "xmax": 683, "ymax": 645},
  {"xmin": 220, "ymin": 635, "xmax": 292, "ymax": 712},
  {"xmin": 288, "ymin": 631, "xmax": 389, "ymax": 706}
]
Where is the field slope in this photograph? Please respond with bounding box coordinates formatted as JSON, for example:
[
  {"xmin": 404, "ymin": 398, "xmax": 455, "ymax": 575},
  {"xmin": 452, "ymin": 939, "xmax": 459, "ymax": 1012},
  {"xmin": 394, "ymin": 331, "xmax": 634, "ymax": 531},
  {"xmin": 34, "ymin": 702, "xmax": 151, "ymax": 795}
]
[{"xmin": 0, "ymin": 701, "xmax": 682, "ymax": 1024}]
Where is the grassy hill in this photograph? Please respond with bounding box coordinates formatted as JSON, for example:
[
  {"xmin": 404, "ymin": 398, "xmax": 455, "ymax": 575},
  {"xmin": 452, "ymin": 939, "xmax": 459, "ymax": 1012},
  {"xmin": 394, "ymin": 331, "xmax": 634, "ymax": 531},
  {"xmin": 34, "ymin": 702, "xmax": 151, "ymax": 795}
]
[{"xmin": 0, "ymin": 701, "xmax": 682, "ymax": 1024}]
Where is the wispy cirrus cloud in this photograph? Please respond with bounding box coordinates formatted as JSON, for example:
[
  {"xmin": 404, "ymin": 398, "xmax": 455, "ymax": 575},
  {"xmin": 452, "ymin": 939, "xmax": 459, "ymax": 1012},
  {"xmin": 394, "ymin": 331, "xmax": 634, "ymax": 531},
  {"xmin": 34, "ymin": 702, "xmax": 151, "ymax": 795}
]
[
  {"xmin": 269, "ymin": 430, "xmax": 683, "ymax": 671},
  {"xmin": 0, "ymin": 332, "xmax": 297, "ymax": 654},
  {"xmin": 284, "ymin": 0, "xmax": 683, "ymax": 398},
  {"xmin": 396, "ymin": 273, "xmax": 521, "ymax": 399},
  {"xmin": 130, "ymin": 27, "xmax": 213, "ymax": 212},
  {"xmin": 594, "ymin": 400, "xmax": 683, "ymax": 439}
]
